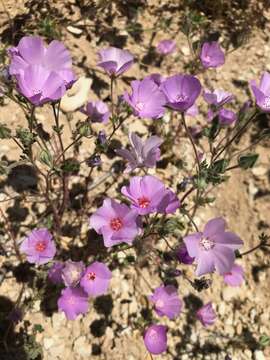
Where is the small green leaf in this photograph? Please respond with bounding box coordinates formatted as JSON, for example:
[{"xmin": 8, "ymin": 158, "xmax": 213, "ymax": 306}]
[
  {"xmin": 39, "ymin": 149, "xmax": 53, "ymax": 167},
  {"xmin": 259, "ymin": 334, "xmax": 270, "ymax": 347},
  {"xmin": 0, "ymin": 123, "xmax": 11, "ymax": 139},
  {"xmin": 238, "ymin": 153, "xmax": 259, "ymax": 169},
  {"xmin": 212, "ymin": 159, "xmax": 229, "ymax": 174}
]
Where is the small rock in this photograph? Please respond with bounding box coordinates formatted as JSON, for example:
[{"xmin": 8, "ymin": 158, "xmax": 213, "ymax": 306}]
[
  {"xmin": 254, "ymin": 350, "xmax": 265, "ymax": 360},
  {"xmin": 61, "ymin": 76, "xmax": 92, "ymax": 113},
  {"xmin": 73, "ymin": 336, "xmax": 91, "ymax": 357},
  {"xmin": 181, "ymin": 46, "xmax": 190, "ymax": 56},
  {"xmin": 43, "ymin": 337, "xmax": 54, "ymax": 350},
  {"xmin": 67, "ymin": 25, "xmax": 83, "ymax": 35},
  {"xmin": 252, "ymin": 166, "xmax": 267, "ymax": 177}
]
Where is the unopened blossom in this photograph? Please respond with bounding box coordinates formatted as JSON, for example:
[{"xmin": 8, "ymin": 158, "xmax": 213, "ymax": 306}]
[
  {"xmin": 80, "ymin": 261, "xmax": 112, "ymax": 297},
  {"xmin": 149, "ymin": 285, "xmax": 182, "ymax": 319},
  {"xmin": 176, "ymin": 244, "xmax": 194, "ymax": 265},
  {"xmin": 20, "ymin": 228, "xmax": 56, "ymax": 265},
  {"xmin": 17, "ymin": 65, "xmax": 66, "ymax": 105},
  {"xmin": 97, "ymin": 47, "xmax": 133, "ymax": 77},
  {"xmin": 250, "ymin": 71, "xmax": 270, "ymax": 112},
  {"xmin": 62, "ymin": 261, "xmax": 85, "ymax": 287},
  {"xmin": 121, "ymin": 176, "xmax": 179, "ymax": 215},
  {"xmin": 156, "ymin": 40, "xmax": 176, "ymax": 55},
  {"xmin": 57, "ymin": 287, "xmax": 89, "ymax": 320},
  {"xmin": 48, "ymin": 262, "xmax": 64, "ymax": 284},
  {"xmin": 200, "ymin": 41, "xmax": 225, "ymax": 69},
  {"xmin": 184, "ymin": 217, "xmax": 243, "ymax": 276},
  {"xmin": 218, "ymin": 108, "xmax": 237, "ymax": 125},
  {"xmin": 124, "ymin": 78, "xmax": 166, "ymax": 119},
  {"xmin": 223, "ymin": 264, "xmax": 244, "ymax": 287},
  {"xmin": 160, "ymin": 74, "xmax": 201, "ymax": 112},
  {"xmin": 144, "ymin": 324, "xmax": 167, "ymax": 355},
  {"xmin": 89, "ymin": 198, "xmax": 140, "ymax": 247},
  {"xmin": 196, "ymin": 302, "xmax": 216, "ymax": 327},
  {"xmin": 203, "ymin": 89, "xmax": 234, "ymax": 107},
  {"xmin": 116, "ymin": 132, "xmax": 163, "ymax": 173},
  {"xmin": 9, "ymin": 36, "xmax": 75, "ymax": 87},
  {"xmin": 81, "ymin": 100, "xmax": 110, "ymax": 123}
]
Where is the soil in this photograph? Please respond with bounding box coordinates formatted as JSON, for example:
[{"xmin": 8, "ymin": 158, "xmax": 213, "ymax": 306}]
[{"xmin": 0, "ymin": 1, "xmax": 270, "ymax": 360}]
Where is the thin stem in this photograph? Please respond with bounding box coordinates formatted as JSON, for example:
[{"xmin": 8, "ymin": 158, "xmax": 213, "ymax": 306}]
[
  {"xmin": 0, "ymin": 208, "xmax": 22, "ymax": 262},
  {"xmin": 213, "ymin": 110, "xmax": 258, "ymax": 162},
  {"xmin": 110, "ymin": 76, "xmax": 115, "ymax": 118},
  {"xmin": 183, "ymin": 210, "xmax": 199, "ymax": 232},
  {"xmin": 239, "ymin": 242, "xmax": 269, "ymax": 257},
  {"xmin": 180, "ymin": 186, "xmax": 195, "ymax": 203},
  {"xmin": 181, "ymin": 113, "xmax": 200, "ymax": 172}
]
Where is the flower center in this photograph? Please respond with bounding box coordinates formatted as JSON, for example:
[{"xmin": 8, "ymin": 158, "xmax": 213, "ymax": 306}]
[
  {"xmin": 155, "ymin": 299, "xmax": 165, "ymax": 309},
  {"xmin": 148, "ymin": 329, "xmax": 158, "ymax": 341},
  {"xmin": 135, "ymin": 102, "xmax": 144, "ymax": 111},
  {"xmin": 35, "ymin": 241, "xmax": 46, "ymax": 252},
  {"xmin": 263, "ymin": 96, "xmax": 270, "ymax": 108},
  {"xmin": 68, "ymin": 296, "xmax": 76, "ymax": 305},
  {"xmin": 176, "ymin": 94, "xmax": 187, "ymax": 102},
  {"xmin": 200, "ymin": 237, "xmax": 215, "ymax": 251},
  {"xmin": 205, "ymin": 55, "xmax": 211, "ymax": 62},
  {"xmin": 138, "ymin": 197, "xmax": 150, "ymax": 209},
  {"xmin": 33, "ymin": 88, "xmax": 42, "ymax": 95},
  {"xmin": 87, "ymin": 271, "xmax": 96, "ymax": 281},
  {"xmin": 110, "ymin": 217, "xmax": 123, "ymax": 231}
]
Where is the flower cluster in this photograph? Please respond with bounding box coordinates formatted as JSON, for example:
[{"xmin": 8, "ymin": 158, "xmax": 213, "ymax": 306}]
[{"xmin": 10, "ymin": 34, "xmax": 263, "ymax": 357}]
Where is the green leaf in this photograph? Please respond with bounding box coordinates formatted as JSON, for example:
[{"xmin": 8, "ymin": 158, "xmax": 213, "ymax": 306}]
[
  {"xmin": 33, "ymin": 324, "xmax": 44, "ymax": 334},
  {"xmin": 238, "ymin": 153, "xmax": 259, "ymax": 169},
  {"xmin": 259, "ymin": 334, "xmax": 270, "ymax": 347},
  {"xmin": 16, "ymin": 128, "xmax": 35, "ymax": 147},
  {"xmin": 212, "ymin": 159, "xmax": 229, "ymax": 174},
  {"xmin": 39, "ymin": 149, "xmax": 53, "ymax": 167},
  {"xmin": 0, "ymin": 123, "xmax": 11, "ymax": 139}
]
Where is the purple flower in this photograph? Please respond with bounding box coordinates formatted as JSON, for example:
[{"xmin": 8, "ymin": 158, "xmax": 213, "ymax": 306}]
[
  {"xmin": 144, "ymin": 324, "xmax": 167, "ymax": 355},
  {"xmin": 20, "ymin": 228, "xmax": 56, "ymax": 265},
  {"xmin": 176, "ymin": 244, "xmax": 194, "ymax": 265},
  {"xmin": 121, "ymin": 175, "xmax": 166, "ymax": 215},
  {"xmin": 116, "ymin": 132, "xmax": 163, "ymax": 173},
  {"xmin": 196, "ymin": 302, "xmax": 216, "ymax": 327},
  {"xmin": 156, "ymin": 40, "xmax": 176, "ymax": 55},
  {"xmin": 48, "ymin": 262, "xmax": 64, "ymax": 284},
  {"xmin": 200, "ymin": 41, "xmax": 225, "ymax": 69},
  {"xmin": 218, "ymin": 108, "xmax": 237, "ymax": 125},
  {"xmin": 149, "ymin": 285, "xmax": 182, "ymax": 319},
  {"xmin": 144, "ymin": 73, "xmax": 164, "ymax": 87},
  {"xmin": 89, "ymin": 198, "xmax": 140, "ymax": 247},
  {"xmin": 97, "ymin": 47, "xmax": 133, "ymax": 77},
  {"xmin": 81, "ymin": 100, "xmax": 110, "ymax": 123},
  {"xmin": 121, "ymin": 176, "xmax": 179, "ymax": 215},
  {"xmin": 223, "ymin": 264, "xmax": 244, "ymax": 287},
  {"xmin": 17, "ymin": 65, "xmax": 66, "ymax": 105},
  {"xmin": 183, "ymin": 217, "xmax": 243, "ymax": 276},
  {"xmin": 80, "ymin": 261, "xmax": 112, "ymax": 297},
  {"xmin": 160, "ymin": 74, "xmax": 201, "ymax": 112},
  {"xmin": 57, "ymin": 287, "xmax": 89, "ymax": 320},
  {"xmin": 203, "ymin": 89, "xmax": 234, "ymax": 107},
  {"xmin": 124, "ymin": 78, "xmax": 166, "ymax": 119},
  {"xmin": 250, "ymin": 72, "xmax": 270, "ymax": 112},
  {"xmin": 157, "ymin": 188, "xmax": 180, "ymax": 214},
  {"xmin": 62, "ymin": 261, "xmax": 85, "ymax": 287},
  {"xmin": 9, "ymin": 36, "xmax": 75, "ymax": 87},
  {"xmin": 185, "ymin": 103, "xmax": 199, "ymax": 117},
  {"xmin": 98, "ymin": 130, "xmax": 107, "ymax": 145}
]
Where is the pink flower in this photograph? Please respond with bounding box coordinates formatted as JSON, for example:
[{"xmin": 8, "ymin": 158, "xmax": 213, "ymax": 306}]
[
  {"xmin": 223, "ymin": 264, "xmax": 244, "ymax": 287},
  {"xmin": 80, "ymin": 261, "xmax": 112, "ymax": 297},
  {"xmin": 97, "ymin": 47, "xmax": 133, "ymax": 77},
  {"xmin": 57, "ymin": 287, "xmax": 89, "ymax": 320},
  {"xmin": 184, "ymin": 217, "xmax": 243, "ymax": 276},
  {"xmin": 20, "ymin": 228, "xmax": 56, "ymax": 265},
  {"xmin": 200, "ymin": 41, "xmax": 225, "ymax": 69},
  {"xmin": 144, "ymin": 324, "xmax": 167, "ymax": 355},
  {"xmin": 149, "ymin": 285, "xmax": 182, "ymax": 319},
  {"xmin": 89, "ymin": 198, "xmax": 140, "ymax": 247},
  {"xmin": 48, "ymin": 262, "xmax": 64, "ymax": 284},
  {"xmin": 196, "ymin": 302, "xmax": 216, "ymax": 327},
  {"xmin": 156, "ymin": 40, "xmax": 176, "ymax": 55}
]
